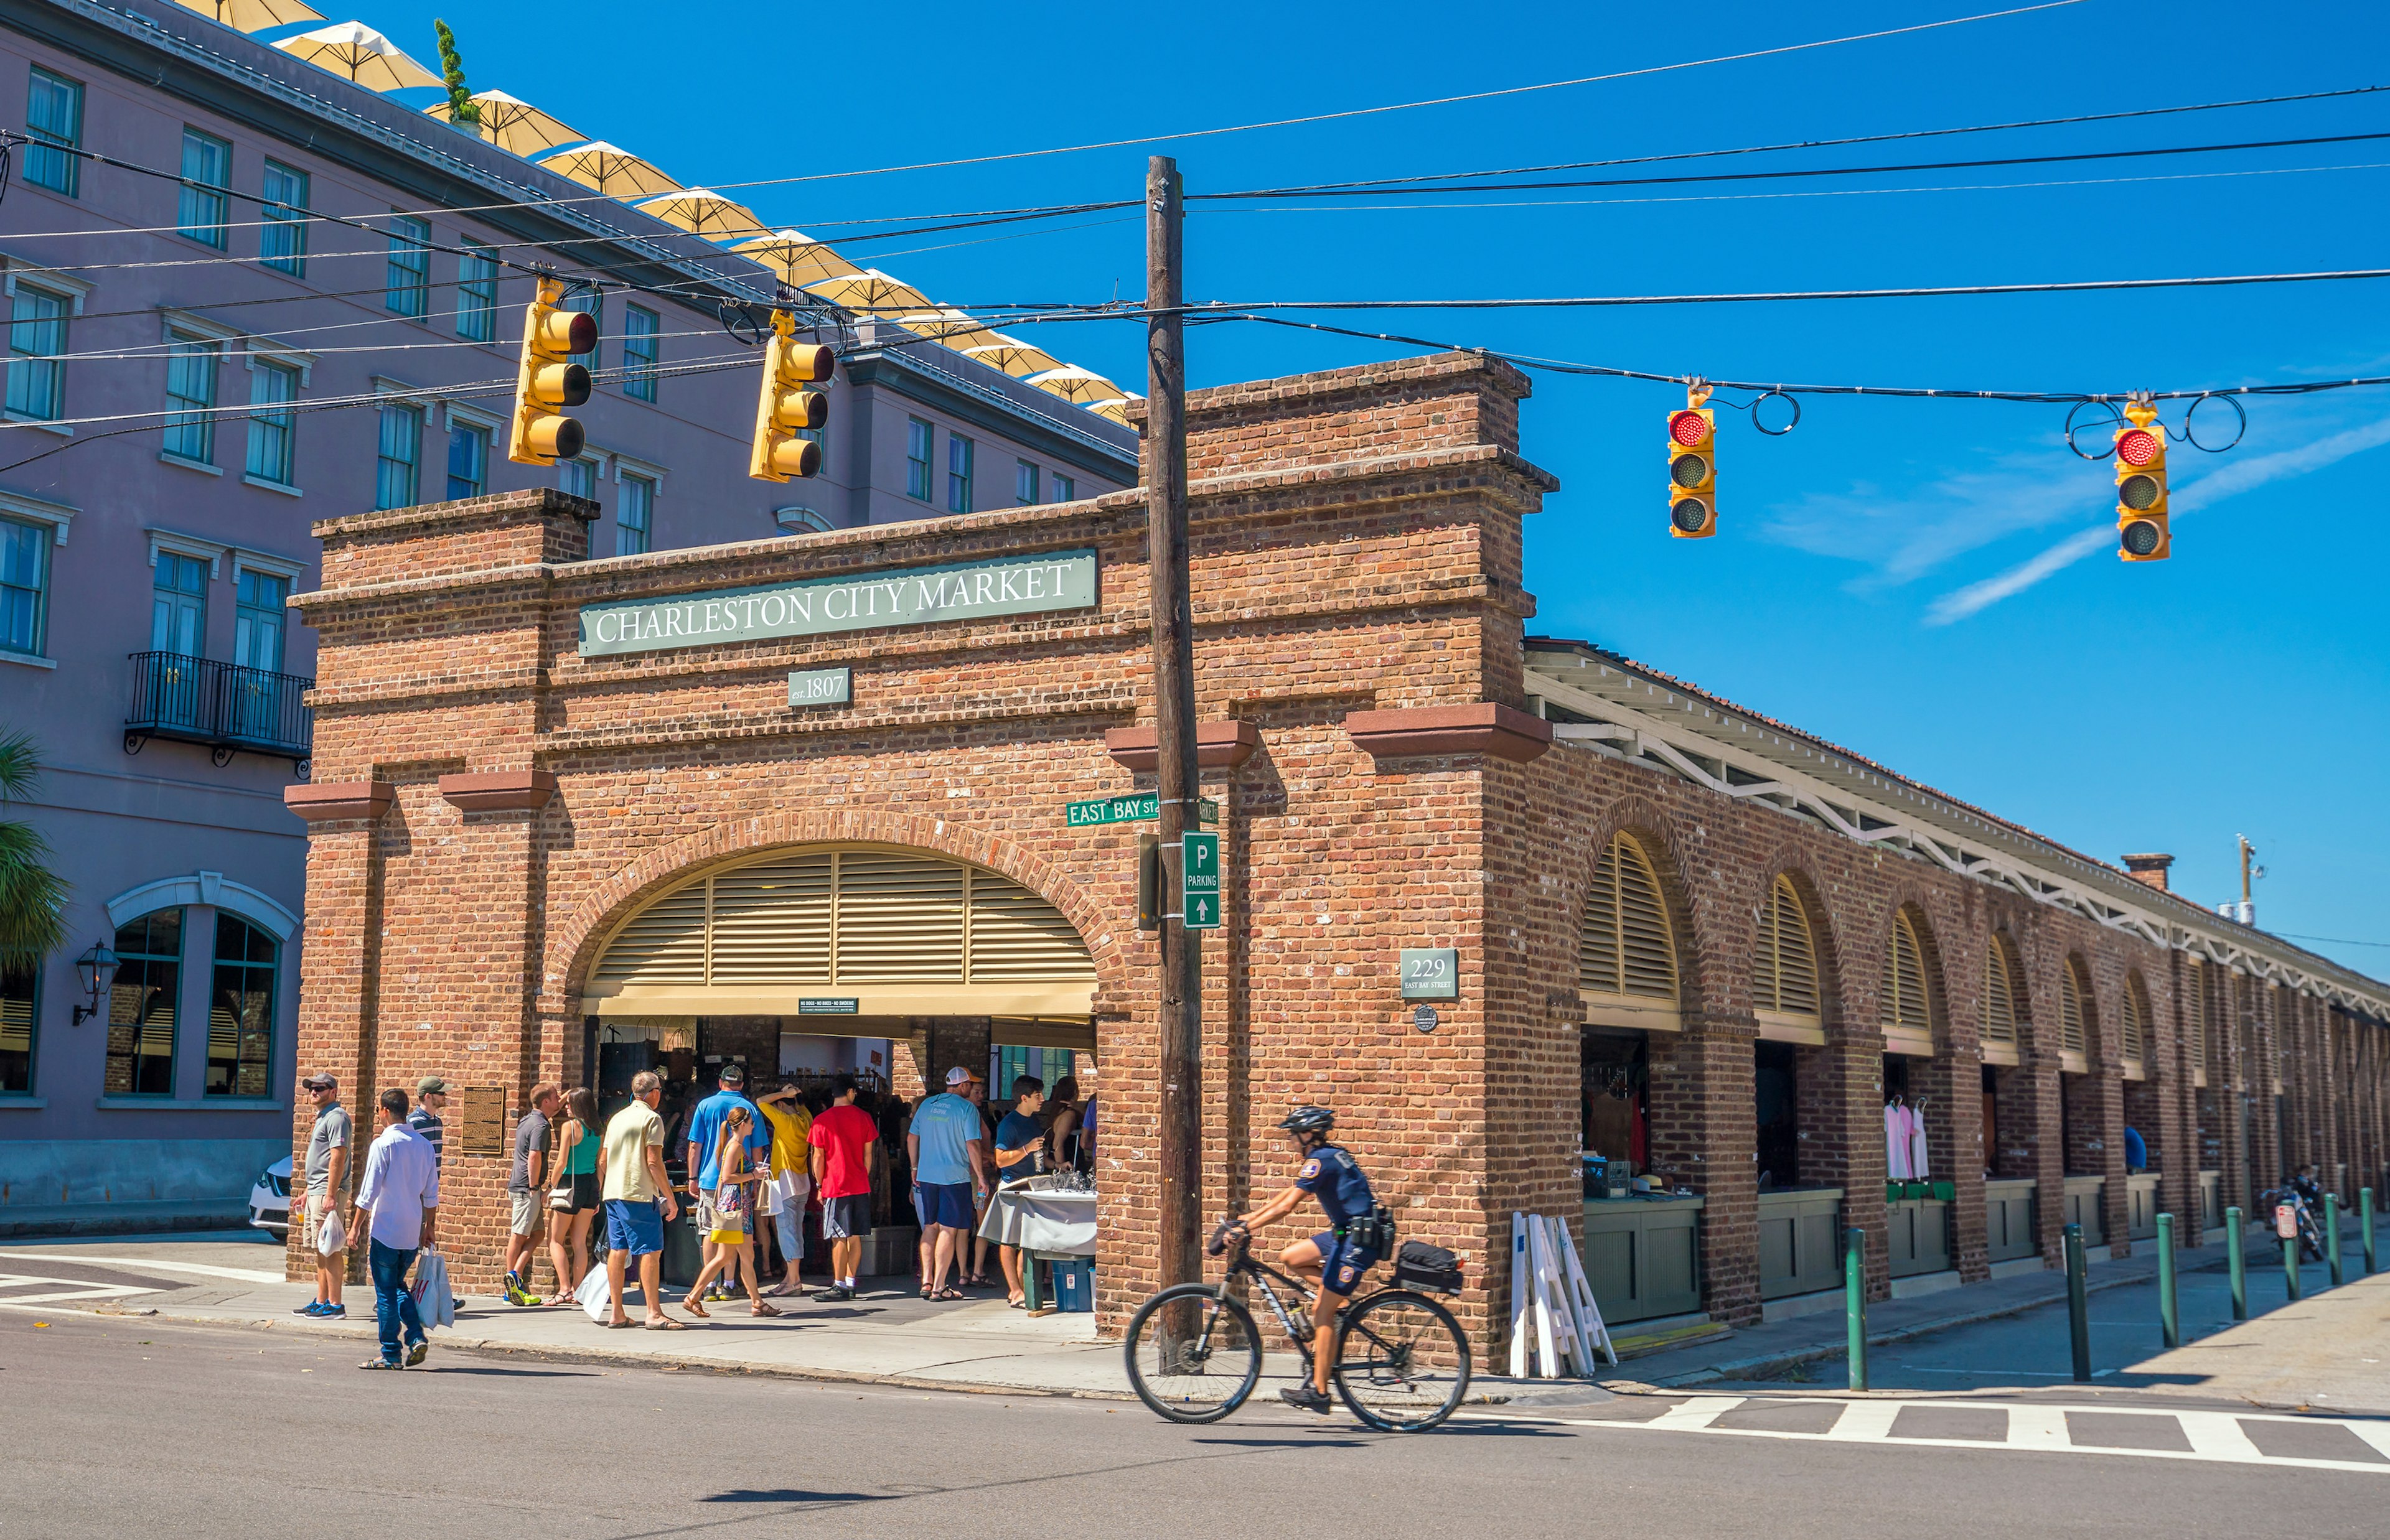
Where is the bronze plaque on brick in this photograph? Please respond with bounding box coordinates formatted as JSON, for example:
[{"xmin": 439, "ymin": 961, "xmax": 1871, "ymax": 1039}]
[{"xmin": 459, "ymin": 1086, "xmax": 508, "ymax": 1158}]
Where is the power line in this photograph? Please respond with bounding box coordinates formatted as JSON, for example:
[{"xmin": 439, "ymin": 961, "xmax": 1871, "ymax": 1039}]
[{"xmin": 2272, "ymin": 933, "xmax": 2390, "ymax": 951}]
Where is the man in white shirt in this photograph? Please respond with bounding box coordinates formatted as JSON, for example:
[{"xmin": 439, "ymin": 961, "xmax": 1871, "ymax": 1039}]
[{"xmin": 352, "ymin": 1086, "xmax": 441, "ymax": 1370}]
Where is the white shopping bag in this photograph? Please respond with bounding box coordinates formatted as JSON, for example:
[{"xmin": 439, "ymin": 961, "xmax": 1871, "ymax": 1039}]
[
  {"xmin": 409, "ymin": 1251, "xmax": 456, "ymax": 1330},
  {"xmin": 758, "ymin": 1178, "xmax": 782, "ymax": 1219},
  {"xmin": 576, "ymin": 1261, "xmax": 612, "ymax": 1323},
  {"xmin": 315, "ymin": 1207, "xmax": 345, "ymax": 1256}
]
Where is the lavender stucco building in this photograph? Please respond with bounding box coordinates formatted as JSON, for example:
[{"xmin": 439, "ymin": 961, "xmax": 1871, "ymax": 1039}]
[{"xmin": 0, "ymin": 0, "xmax": 1134, "ymax": 1231}]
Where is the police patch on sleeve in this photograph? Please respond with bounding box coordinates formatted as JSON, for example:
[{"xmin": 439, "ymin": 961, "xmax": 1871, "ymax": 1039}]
[{"xmin": 1299, "ymin": 1158, "xmax": 1321, "ymax": 1180}]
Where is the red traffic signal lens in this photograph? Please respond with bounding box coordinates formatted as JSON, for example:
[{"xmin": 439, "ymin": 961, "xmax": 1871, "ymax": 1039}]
[
  {"xmin": 1670, "ymin": 452, "xmax": 1711, "ymax": 490},
  {"xmin": 1669, "ymin": 497, "xmax": 1711, "ymax": 534},
  {"xmin": 2116, "ymin": 427, "xmax": 2161, "ymax": 466},
  {"xmin": 1669, "ymin": 410, "xmax": 1710, "ymax": 448},
  {"xmin": 2119, "ymin": 472, "xmax": 2163, "ymax": 511},
  {"xmin": 2120, "ymin": 518, "xmax": 2163, "ymax": 557}
]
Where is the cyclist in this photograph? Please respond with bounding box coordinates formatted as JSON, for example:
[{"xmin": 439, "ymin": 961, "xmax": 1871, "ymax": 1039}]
[
  {"xmin": 2290, "ymin": 1164, "xmax": 2325, "ymax": 1210},
  {"xmin": 1229, "ymin": 1104, "xmax": 1383, "ymax": 1415}
]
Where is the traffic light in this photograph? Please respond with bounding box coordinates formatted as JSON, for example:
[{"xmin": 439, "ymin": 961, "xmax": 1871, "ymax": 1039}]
[
  {"xmin": 749, "ymin": 308, "xmax": 835, "ymax": 482},
  {"xmin": 1667, "ymin": 385, "xmax": 1717, "ymax": 539},
  {"xmin": 507, "ymin": 276, "xmax": 594, "ymax": 465},
  {"xmin": 2114, "ymin": 395, "xmax": 2170, "ymax": 562}
]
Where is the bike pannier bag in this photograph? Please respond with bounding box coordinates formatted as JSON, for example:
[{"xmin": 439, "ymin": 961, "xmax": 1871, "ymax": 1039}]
[{"xmin": 1394, "ymin": 1239, "xmax": 1464, "ymax": 1295}]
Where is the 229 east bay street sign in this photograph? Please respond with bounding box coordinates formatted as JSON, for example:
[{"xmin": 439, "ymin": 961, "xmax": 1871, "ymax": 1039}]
[{"xmin": 578, "ymin": 548, "xmax": 1099, "ymax": 657}]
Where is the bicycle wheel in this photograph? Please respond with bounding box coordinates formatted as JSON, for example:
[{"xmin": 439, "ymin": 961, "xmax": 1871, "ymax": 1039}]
[
  {"xmin": 1123, "ymin": 1282, "xmax": 1262, "ymax": 1424},
  {"xmin": 1331, "ymin": 1289, "xmax": 1472, "ymax": 1432}
]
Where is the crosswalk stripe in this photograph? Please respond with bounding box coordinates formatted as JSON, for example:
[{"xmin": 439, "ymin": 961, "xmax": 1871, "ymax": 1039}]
[
  {"xmin": 2175, "ymin": 1411, "xmax": 2267, "ymax": 1463},
  {"xmin": 1643, "ymin": 1395, "xmax": 1743, "ymax": 1431},
  {"xmin": 2343, "ymin": 1420, "xmax": 2390, "ymax": 1462},
  {"xmin": 1823, "ymin": 1401, "xmax": 1903, "ymax": 1441},
  {"xmin": 2003, "ymin": 1406, "xmax": 2072, "ymax": 1450}
]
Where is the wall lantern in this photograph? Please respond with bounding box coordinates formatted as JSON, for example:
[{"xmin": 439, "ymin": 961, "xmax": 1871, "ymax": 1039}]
[{"xmin": 71, "ymin": 941, "xmax": 120, "ymax": 1025}]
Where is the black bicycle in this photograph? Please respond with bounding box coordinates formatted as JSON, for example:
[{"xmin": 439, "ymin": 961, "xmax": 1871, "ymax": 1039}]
[{"xmin": 1123, "ymin": 1220, "xmax": 1471, "ymax": 1430}]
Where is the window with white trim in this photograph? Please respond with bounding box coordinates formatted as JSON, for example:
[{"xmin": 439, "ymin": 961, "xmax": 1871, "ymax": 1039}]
[
  {"xmin": 386, "ymin": 213, "xmax": 429, "ymax": 317},
  {"xmin": 177, "ymin": 129, "xmax": 230, "ymax": 248},
  {"xmin": 1052, "ymin": 472, "xmax": 1076, "ymax": 503},
  {"xmin": 456, "ymin": 239, "xmax": 497, "ymax": 342},
  {"xmin": 261, "ymin": 161, "xmax": 308, "ymax": 276},
  {"xmin": 905, "ymin": 417, "xmax": 932, "ymax": 501},
  {"xmin": 162, "ymin": 332, "xmax": 219, "ymax": 464},
  {"xmin": 375, "ymin": 399, "xmax": 422, "ymax": 509},
  {"xmin": 947, "ymin": 432, "xmax": 973, "ymax": 513},
  {"xmin": 1016, "ymin": 459, "xmax": 1039, "ymax": 506},
  {"xmin": 244, "ymin": 359, "xmax": 297, "ymax": 485},
  {"xmin": 618, "ymin": 471, "xmax": 654, "ymax": 555},
  {"xmin": 6, "ymin": 282, "xmax": 68, "ymax": 422},
  {"xmin": 446, "ymin": 419, "xmax": 489, "ymax": 500},
  {"xmin": 0, "ymin": 515, "xmax": 47, "ymax": 656},
  {"xmin": 559, "ymin": 455, "xmax": 601, "ymax": 502},
  {"xmin": 24, "ymin": 67, "xmax": 82, "ymax": 197},
  {"xmin": 622, "ymin": 304, "xmax": 658, "ymax": 400}
]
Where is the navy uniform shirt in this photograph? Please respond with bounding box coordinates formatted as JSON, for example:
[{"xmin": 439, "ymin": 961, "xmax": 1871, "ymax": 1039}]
[{"xmin": 1295, "ymin": 1142, "xmax": 1376, "ymax": 1229}]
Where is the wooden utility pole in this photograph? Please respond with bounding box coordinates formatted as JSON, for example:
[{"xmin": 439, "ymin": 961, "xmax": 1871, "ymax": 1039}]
[{"xmin": 1146, "ymin": 154, "xmax": 1201, "ymax": 1289}]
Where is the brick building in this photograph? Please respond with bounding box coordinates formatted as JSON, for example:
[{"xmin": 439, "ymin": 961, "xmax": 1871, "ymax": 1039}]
[{"xmin": 285, "ymin": 350, "xmax": 2390, "ymax": 1344}]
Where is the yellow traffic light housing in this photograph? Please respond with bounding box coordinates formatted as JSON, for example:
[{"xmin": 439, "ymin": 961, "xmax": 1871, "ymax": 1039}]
[
  {"xmin": 2114, "ymin": 396, "xmax": 2170, "ymax": 562},
  {"xmin": 1667, "ymin": 384, "xmax": 1717, "ymax": 539},
  {"xmin": 507, "ymin": 275, "xmax": 594, "ymax": 466},
  {"xmin": 750, "ymin": 309, "xmax": 836, "ymax": 482}
]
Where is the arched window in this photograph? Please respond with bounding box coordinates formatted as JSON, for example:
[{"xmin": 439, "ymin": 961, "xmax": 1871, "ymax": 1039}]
[
  {"xmin": 1881, "ymin": 908, "xmax": 1936, "ymax": 1055},
  {"xmin": 2183, "ymin": 956, "xmax": 2208, "ymax": 1088},
  {"xmin": 1983, "ymin": 934, "xmax": 2022, "ymax": 1066},
  {"xmin": 207, "ymin": 915, "xmax": 278, "ymax": 1099},
  {"xmin": 1578, "ymin": 832, "xmax": 1680, "ymax": 1029},
  {"xmin": 2058, "ymin": 956, "xmax": 2094, "ymax": 1069},
  {"xmin": 2121, "ymin": 971, "xmax": 2149, "ymax": 1080},
  {"xmin": 1753, "ymin": 874, "xmax": 1821, "ymax": 1035},
  {"xmin": 108, "ymin": 909, "xmax": 182, "ymax": 1096}
]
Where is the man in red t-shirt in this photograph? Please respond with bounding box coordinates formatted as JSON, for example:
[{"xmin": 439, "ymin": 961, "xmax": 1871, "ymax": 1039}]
[{"xmin": 807, "ymin": 1075, "xmax": 879, "ymax": 1302}]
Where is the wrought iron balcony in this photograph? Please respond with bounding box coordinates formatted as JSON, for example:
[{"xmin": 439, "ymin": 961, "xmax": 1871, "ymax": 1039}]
[{"xmin": 124, "ymin": 651, "xmax": 312, "ymax": 773}]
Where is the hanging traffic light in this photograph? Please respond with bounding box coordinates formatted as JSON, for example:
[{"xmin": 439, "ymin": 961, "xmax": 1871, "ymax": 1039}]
[
  {"xmin": 1667, "ymin": 383, "xmax": 1717, "ymax": 539},
  {"xmin": 749, "ymin": 309, "xmax": 835, "ymax": 482},
  {"xmin": 2114, "ymin": 395, "xmax": 2170, "ymax": 562},
  {"xmin": 507, "ymin": 276, "xmax": 594, "ymax": 465}
]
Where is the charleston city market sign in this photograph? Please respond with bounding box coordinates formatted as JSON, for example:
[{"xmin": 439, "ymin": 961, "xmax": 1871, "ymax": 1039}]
[{"xmin": 577, "ymin": 548, "xmax": 1099, "ymax": 657}]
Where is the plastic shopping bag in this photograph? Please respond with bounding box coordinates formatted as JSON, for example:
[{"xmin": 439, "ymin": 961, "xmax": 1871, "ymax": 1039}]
[
  {"xmin": 409, "ymin": 1251, "xmax": 456, "ymax": 1330},
  {"xmin": 316, "ymin": 1207, "xmax": 345, "ymax": 1256},
  {"xmin": 576, "ymin": 1261, "xmax": 611, "ymax": 1323}
]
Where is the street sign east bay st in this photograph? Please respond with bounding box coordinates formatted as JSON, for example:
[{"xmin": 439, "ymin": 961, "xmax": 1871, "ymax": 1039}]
[
  {"xmin": 1064, "ymin": 792, "xmax": 1219, "ymax": 828},
  {"xmin": 1182, "ymin": 831, "xmax": 1221, "ymax": 930}
]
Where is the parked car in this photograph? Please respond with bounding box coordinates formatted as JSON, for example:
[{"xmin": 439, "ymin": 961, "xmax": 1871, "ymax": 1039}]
[{"xmin": 249, "ymin": 1156, "xmax": 291, "ymax": 1239}]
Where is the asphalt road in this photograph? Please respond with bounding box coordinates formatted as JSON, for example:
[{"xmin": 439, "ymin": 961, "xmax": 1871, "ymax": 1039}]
[{"xmin": 9, "ymin": 1312, "xmax": 2385, "ymax": 1540}]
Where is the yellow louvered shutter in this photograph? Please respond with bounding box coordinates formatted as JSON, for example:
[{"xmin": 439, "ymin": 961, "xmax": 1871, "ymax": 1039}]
[
  {"xmin": 1578, "ymin": 841, "xmax": 1622, "ymax": 996},
  {"xmin": 1882, "ymin": 912, "xmax": 1931, "ymax": 1037},
  {"xmin": 2060, "ymin": 961, "xmax": 2088, "ymax": 1054},
  {"xmin": 969, "ymin": 868, "xmax": 1096, "ymax": 982},
  {"xmin": 1580, "ymin": 834, "xmax": 1676, "ymax": 1002},
  {"xmin": 2185, "ymin": 959, "xmax": 2206, "ymax": 1067},
  {"xmin": 1983, "ymin": 937, "xmax": 2017, "ymax": 1043},
  {"xmin": 2121, "ymin": 975, "xmax": 2146, "ymax": 1062},
  {"xmin": 1757, "ymin": 875, "xmax": 1818, "ymax": 1018},
  {"xmin": 596, "ymin": 879, "xmax": 708, "ymax": 987},
  {"xmin": 709, "ymin": 854, "xmax": 833, "ymax": 984},
  {"xmin": 834, "ymin": 851, "xmax": 965, "ymax": 983}
]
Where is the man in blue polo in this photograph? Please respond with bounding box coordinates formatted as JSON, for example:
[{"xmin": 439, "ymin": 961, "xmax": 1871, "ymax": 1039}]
[
  {"xmin": 686, "ymin": 1063, "xmax": 769, "ymax": 1302},
  {"xmin": 908, "ymin": 1066, "xmax": 990, "ymax": 1299}
]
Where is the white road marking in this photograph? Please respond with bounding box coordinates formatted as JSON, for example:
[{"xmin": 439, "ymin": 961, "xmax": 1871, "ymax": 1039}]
[
  {"xmin": 0, "ymin": 1272, "xmax": 160, "ymax": 1307},
  {"xmin": 1643, "ymin": 1395, "xmax": 1743, "ymax": 1431},
  {"xmin": 2175, "ymin": 1411, "xmax": 2267, "ymax": 1463},
  {"xmin": 0, "ymin": 1251, "xmax": 285, "ymax": 1284},
  {"xmin": 2004, "ymin": 1405, "xmax": 2073, "ymax": 1450},
  {"xmin": 1822, "ymin": 1400, "xmax": 1904, "ymax": 1441}
]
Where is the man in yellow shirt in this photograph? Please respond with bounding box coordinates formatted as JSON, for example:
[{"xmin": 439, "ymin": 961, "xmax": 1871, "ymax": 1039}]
[
  {"xmin": 597, "ymin": 1071, "xmax": 683, "ymax": 1329},
  {"xmin": 756, "ymin": 1081, "xmax": 813, "ymax": 1298}
]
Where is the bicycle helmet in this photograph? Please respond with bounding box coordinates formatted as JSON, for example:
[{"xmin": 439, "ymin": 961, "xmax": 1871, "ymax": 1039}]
[{"xmin": 1277, "ymin": 1105, "xmax": 1336, "ymax": 1137}]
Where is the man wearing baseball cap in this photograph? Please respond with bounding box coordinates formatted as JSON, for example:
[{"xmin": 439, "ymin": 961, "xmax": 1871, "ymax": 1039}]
[
  {"xmin": 906, "ymin": 1066, "xmax": 990, "ymax": 1300},
  {"xmin": 408, "ymin": 1075, "xmax": 450, "ymax": 1164},
  {"xmin": 297, "ymin": 1073, "xmax": 350, "ymax": 1318}
]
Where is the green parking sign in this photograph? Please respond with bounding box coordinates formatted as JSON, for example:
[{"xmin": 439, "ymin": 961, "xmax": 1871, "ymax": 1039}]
[{"xmin": 1181, "ymin": 831, "xmax": 1221, "ymax": 930}]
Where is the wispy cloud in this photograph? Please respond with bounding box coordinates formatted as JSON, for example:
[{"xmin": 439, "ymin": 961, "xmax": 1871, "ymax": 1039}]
[
  {"xmin": 1762, "ymin": 452, "xmax": 2094, "ymax": 590},
  {"xmin": 1925, "ymin": 414, "xmax": 2390, "ymax": 624}
]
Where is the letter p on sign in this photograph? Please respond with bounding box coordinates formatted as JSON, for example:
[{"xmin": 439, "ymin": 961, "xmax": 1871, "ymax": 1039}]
[{"xmin": 1181, "ymin": 831, "xmax": 1221, "ymax": 930}]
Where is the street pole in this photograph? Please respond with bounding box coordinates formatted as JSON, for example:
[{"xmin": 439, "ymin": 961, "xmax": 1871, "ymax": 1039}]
[
  {"xmin": 1146, "ymin": 153, "xmax": 1201, "ymax": 1290},
  {"xmin": 2225, "ymin": 1205, "xmax": 2247, "ymax": 1319},
  {"xmin": 1843, "ymin": 1226, "xmax": 1867, "ymax": 1392},
  {"xmin": 2327, "ymin": 1193, "xmax": 2343, "ymax": 1287},
  {"xmin": 2156, "ymin": 1212, "xmax": 2179, "ymax": 1350},
  {"xmin": 2064, "ymin": 1223, "xmax": 2092, "ymax": 1383},
  {"xmin": 2364, "ymin": 1187, "xmax": 2377, "ymax": 1276}
]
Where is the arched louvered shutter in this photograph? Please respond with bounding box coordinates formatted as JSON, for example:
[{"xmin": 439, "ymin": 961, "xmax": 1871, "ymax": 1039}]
[
  {"xmin": 589, "ymin": 844, "xmax": 1095, "ymax": 1017},
  {"xmin": 1579, "ymin": 834, "xmax": 1679, "ymax": 1025},
  {"xmin": 2059, "ymin": 958, "xmax": 2090, "ymax": 1060},
  {"xmin": 1755, "ymin": 874, "xmax": 1819, "ymax": 1023},
  {"xmin": 1982, "ymin": 936, "xmax": 2019, "ymax": 1051},
  {"xmin": 1882, "ymin": 910, "xmax": 1933, "ymax": 1051},
  {"xmin": 2185, "ymin": 958, "xmax": 2207, "ymax": 1081},
  {"xmin": 2121, "ymin": 973, "xmax": 2147, "ymax": 1070}
]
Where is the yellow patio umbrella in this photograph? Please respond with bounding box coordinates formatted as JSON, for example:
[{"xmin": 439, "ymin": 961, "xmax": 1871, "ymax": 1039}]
[
  {"xmin": 803, "ymin": 268, "xmax": 933, "ymax": 317},
  {"xmin": 732, "ymin": 229, "xmax": 862, "ymax": 289},
  {"xmin": 1026, "ymin": 365, "xmax": 1126, "ymax": 406},
  {"xmin": 425, "ymin": 90, "xmax": 584, "ymax": 159},
  {"xmin": 634, "ymin": 189, "xmax": 770, "ymax": 244},
  {"xmin": 538, "ymin": 141, "xmax": 684, "ymax": 200},
  {"xmin": 894, "ymin": 309, "xmax": 991, "ymax": 341},
  {"xmin": 273, "ymin": 22, "xmax": 445, "ymax": 90},
  {"xmin": 962, "ymin": 336, "xmax": 1061, "ymax": 377},
  {"xmin": 1084, "ymin": 396, "xmax": 1136, "ymax": 426},
  {"xmin": 172, "ymin": 0, "xmax": 324, "ymax": 32}
]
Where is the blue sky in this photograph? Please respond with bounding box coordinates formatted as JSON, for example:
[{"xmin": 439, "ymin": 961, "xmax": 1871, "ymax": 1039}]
[{"xmin": 356, "ymin": 0, "xmax": 2390, "ymax": 976}]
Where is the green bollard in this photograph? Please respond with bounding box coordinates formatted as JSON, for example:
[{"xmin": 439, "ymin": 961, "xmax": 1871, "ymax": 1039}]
[
  {"xmin": 2157, "ymin": 1213, "xmax": 2180, "ymax": 1350},
  {"xmin": 2064, "ymin": 1222, "xmax": 2092, "ymax": 1383},
  {"xmin": 2327, "ymin": 1194, "xmax": 2343, "ymax": 1287},
  {"xmin": 2364, "ymin": 1188, "xmax": 2377, "ymax": 1276},
  {"xmin": 1845, "ymin": 1225, "xmax": 1868, "ymax": 1393},
  {"xmin": 2283, "ymin": 1220, "xmax": 2302, "ymax": 1303},
  {"xmin": 2226, "ymin": 1206, "xmax": 2247, "ymax": 1320}
]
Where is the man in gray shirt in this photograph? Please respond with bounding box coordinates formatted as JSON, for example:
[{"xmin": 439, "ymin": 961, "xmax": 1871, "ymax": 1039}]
[
  {"xmin": 504, "ymin": 1083, "xmax": 561, "ymax": 1305},
  {"xmin": 299, "ymin": 1073, "xmax": 350, "ymax": 1319}
]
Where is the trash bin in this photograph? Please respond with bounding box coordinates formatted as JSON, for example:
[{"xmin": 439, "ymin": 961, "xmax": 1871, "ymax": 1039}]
[
  {"xmin": 663, "ymin": 1198, "xmax": 704, "ymax": 1289},
  {"xmin": 1052, "ymin": 1257, "xmax": 1096, "ymax": 1312}
]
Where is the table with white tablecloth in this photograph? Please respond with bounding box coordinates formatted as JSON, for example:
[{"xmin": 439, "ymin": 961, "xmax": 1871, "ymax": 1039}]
[{"xmin": 976, "ymin": 1178, "xmax": 1097, "ymax": 1309}]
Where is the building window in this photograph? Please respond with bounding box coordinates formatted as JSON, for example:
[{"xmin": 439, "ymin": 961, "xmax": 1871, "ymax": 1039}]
[
  {"xmin": 622, "ymin": 304, "xmax": 658, "ymax": 401},
  {"xmin": 375, "ymin": 399, "xmax": 422, "ymax": 509},
  {"xmin": 207, "ymin": 916, "xmax": 276, "ymax": 1098},
  {"xmin": 456, "ymin": 239, "xmax": 497, "ymax": 342},
  {"xmin": 243, "ymin": 360, "xmax": 297, "ymax": 485},
  {"xmin": 445, "ymin": 419, "xmax": 489, "ymax": 500},
  {"xmin": 560, "ymin": 455, "xmax": 600, "ymax": 502},
  {"xmin": 177, "ymin": 129, "xmax": 231, "ymax": 248},
  {"xmin": 386, "ymin": 213, "xmax": 430, "ymax": 317},
  {"xmin": 163, "ymin": 333, "xmax": 219, "ymax": 464},
  {"xmin": 1016, "ymin": 460, "xmax": 1039, "ymax": 506},
  {"xmin": 260, "ymin": 160, "xmax": 309, "ymax": 276},
  {"xmin": 152, "ymin": 550, "xmax": 207, "ymax": 656},
  {"xmin": 0, "ymin": 516, "xmax": 47, "ymax": 656},
  {"xmin": 947, "ymin": 433, "xmax": 973, "ymax": 514},
  {"xmin": 1052, "ymin": 472, "xmax": 1076, "ymax": 503},
  {"xmin": 617, "ymin": 472, "xmax": 654, "ymax": 555},
  {"xmin": 233, "ymin": 567, "xmax": 288, "ymax": 674},
  {"xmin": 106, "ymin": 911, "xmax": 182, "ymax": 1097},
  {"xmin": 6, "ymin": 282, "xmax": 69, "ymax": 422},
  {"xmin": 564, "ymin": 288, "xmax": 599, "ymax": 369},
  {"xmin": 0, "ymin": 963, "xmax": 33, "ymax": 1094},
  {"xmin": 24, "ymin": 67, "xmax": 82, "ymax": 197},
  {"xmin": 904, "ymin": 418, "xmax": 935, "ymax": 500}
]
